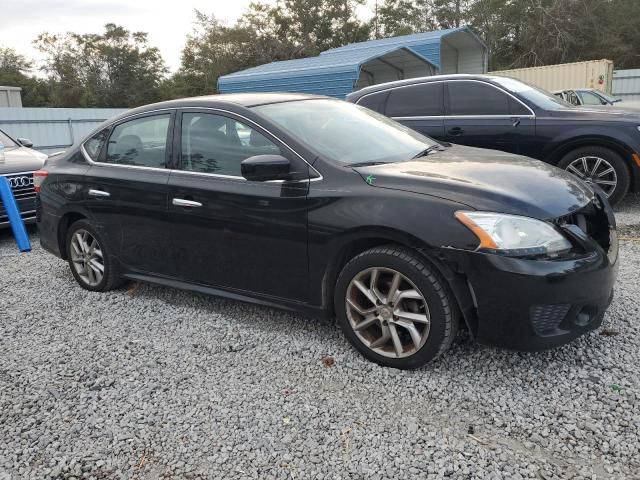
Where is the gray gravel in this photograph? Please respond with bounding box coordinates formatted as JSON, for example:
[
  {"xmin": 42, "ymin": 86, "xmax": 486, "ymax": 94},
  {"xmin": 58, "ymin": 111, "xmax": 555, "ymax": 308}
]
[{"xmin": 1, "ymin": 202, "xmax": 639, "ymax": 479}]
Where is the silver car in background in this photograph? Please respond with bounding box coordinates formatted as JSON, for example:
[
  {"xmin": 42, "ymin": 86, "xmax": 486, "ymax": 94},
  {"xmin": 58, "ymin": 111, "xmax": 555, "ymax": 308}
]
[{"xmin": 0, "ymin": 128, "xmax": 47, "ymax": 228}]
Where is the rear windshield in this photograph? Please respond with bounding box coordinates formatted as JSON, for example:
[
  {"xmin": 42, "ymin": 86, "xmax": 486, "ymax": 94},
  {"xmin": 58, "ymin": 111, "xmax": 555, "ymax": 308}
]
[{"xmin": 253, "ymin": 99, "xmax": 435, "ymax": 165}]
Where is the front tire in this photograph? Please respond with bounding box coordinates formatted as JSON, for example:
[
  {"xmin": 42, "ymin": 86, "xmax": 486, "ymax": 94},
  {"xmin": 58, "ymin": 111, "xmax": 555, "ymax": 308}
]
[
  {"xmin": 65, "ymin": 219, "xmax": 122, "ymax": 292},
  {"xmin": 334, "ymin": 245, "xmax": 459, "ymax": 369},
  {"xmin": 557, "ymin": 146, "xmax": 630, "ymax": 206}
]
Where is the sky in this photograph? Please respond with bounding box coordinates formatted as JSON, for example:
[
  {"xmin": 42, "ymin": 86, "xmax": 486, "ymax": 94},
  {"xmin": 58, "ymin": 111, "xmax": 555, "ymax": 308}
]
[{"xmin": 0, "ymin": 0, "xmax": 374, "ymax": 73}]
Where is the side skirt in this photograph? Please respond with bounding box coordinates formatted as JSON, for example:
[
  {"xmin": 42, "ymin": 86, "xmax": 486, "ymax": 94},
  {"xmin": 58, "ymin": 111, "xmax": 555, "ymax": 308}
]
[{"xmin": 122, "ymin": 272, "xmax": 328, "ymax": 318}]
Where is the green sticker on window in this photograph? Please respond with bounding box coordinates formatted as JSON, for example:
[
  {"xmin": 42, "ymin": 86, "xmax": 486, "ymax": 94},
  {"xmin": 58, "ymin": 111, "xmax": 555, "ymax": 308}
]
[{"xmin": 366, "ymin": 174, "xmax": 376, "ymax": 185}]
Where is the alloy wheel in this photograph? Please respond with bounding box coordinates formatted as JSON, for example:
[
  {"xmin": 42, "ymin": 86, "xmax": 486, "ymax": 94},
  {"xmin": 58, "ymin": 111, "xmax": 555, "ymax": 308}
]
[
  {"xmin": 566, "ymin": 156, "xmax": 617, "ymax": 197},
  {"xmin": 345, "ymin": 267, "xmax": 430, "ymax": 358},
  {"xmin": 70, "ymin": 229, "xmax": 105, "ymax": 287}
]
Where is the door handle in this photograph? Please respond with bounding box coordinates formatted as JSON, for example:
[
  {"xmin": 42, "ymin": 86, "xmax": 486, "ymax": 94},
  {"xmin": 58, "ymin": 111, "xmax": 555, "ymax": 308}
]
[
  {"xmin": 172, "ymin": 198, "xmax": 202, "ymax": 208},
  {"xmin": 88, "ymin": 189, "xmax": 110, "ymax": 198},
  {"xmin": 447, "ymin": 127, "xmax": 464, "ymax": 136},
  {"xmin": 511, "ymin": 117, "xmax": 521, "ymax": 127}
]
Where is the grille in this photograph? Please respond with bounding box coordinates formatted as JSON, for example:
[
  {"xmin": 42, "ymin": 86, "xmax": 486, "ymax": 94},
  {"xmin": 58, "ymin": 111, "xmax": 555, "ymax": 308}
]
[
  {"xmin": 0, "ymin": 172, "xmax": 36, "ymax": 224},
  {"xmin": 4, "ymin": 173, "xmax": 36, "ymax": 199},
  {"xmin": 530, "ymin": 304, "xmax": 571, "ymax": 335}
]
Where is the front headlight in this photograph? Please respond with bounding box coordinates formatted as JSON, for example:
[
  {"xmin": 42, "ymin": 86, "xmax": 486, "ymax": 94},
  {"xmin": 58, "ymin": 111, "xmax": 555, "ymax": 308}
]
[{"xmin": 455, "ymin": 211, "xmax": 572, "ymax": 257}]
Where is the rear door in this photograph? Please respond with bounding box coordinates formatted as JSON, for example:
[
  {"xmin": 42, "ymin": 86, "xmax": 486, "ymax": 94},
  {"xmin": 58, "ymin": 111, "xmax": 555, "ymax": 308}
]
[
  {"xmin": 166, "ymin": 109, "xmax": 311, "ymax": 302},
  {"xmin": 444, "ymin": 80, "xmax": 535, "ymax": 155},
  {"xmin": 384, "ymin": 82, "xmax": 446, "ymax": 140},
  {"xmin": 81, "ymin": 111, "xmax": 175, "ymax": 276}
]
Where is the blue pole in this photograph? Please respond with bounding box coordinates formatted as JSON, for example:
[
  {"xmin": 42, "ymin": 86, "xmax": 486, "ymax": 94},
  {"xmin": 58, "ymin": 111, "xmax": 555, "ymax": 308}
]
[{"xmin": 0, "ymin": 176, "xmax": 31, "ymax": 252}]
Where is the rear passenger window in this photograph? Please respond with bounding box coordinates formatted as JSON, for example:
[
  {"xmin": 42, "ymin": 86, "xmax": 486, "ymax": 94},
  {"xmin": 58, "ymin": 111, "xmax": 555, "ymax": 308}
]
[
  {"xmin": 357, "ymin": 91, "xmax": 389, "ymax": 113},
  {"xmin": 448, "ymin": 81, "xmax": 510, "ymax": 116},
  {"xmin": 83, "ymin": 129, "xmax": 109, "ymax": 161},
  {"xmin": 105, "ymin": 114, "xmax": 170, "ymax": 168},
  {"xmin": 386, "ymin": 83, "xmax": 444, "ymax": 117}
]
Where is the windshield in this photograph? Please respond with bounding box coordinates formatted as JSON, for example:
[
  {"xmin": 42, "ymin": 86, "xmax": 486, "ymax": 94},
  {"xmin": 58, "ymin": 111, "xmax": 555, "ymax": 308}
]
[
  {"xmin": 491, "ymin": 76, "xmax": 574, "ymax": 110},
  {"xmin": 594, "ymin": 91, "xmax": 621, "ymax": 103},
  {"xmin": 253, "ymin": 99, "xmax": 435, "ymax": 165},
  {"xmin": 0, "ymin": 129, "xmax": 17, "ymax": 148}
]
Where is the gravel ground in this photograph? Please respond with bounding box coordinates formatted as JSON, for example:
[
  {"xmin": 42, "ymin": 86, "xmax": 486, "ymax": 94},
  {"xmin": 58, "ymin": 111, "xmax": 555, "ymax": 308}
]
[{"xmin": 1, "ymin": 202, "xmax": 639, "ymax": 480}]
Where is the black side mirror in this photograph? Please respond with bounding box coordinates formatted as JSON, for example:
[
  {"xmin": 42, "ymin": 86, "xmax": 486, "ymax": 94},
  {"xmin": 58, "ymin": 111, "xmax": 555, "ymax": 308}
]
[
  {"xmin": 241, "ymin": 154, "xmax": 290, "ymax": 181},
  {"xmin": 17, "ymin": 138, "xmax": 33, "ymax": 148}
]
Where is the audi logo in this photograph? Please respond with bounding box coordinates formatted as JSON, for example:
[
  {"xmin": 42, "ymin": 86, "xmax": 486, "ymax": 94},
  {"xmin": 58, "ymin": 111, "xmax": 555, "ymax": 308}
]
[{"xmin": 7, "ymin": 176, "xmax": 34, "ymax": 189}]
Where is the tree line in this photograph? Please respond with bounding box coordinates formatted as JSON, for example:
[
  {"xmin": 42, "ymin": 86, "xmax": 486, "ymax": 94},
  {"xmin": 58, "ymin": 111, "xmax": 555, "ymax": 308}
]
[{"xmin": 1, "ymin": 0, "xmax": 638, "ymax": 108}]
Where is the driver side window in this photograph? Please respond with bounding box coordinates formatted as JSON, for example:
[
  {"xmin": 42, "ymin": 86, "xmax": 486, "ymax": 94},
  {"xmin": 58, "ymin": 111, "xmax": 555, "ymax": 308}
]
[{"xmin": 180, "ymin": 113, "xmax": 281, "ymax": 176}]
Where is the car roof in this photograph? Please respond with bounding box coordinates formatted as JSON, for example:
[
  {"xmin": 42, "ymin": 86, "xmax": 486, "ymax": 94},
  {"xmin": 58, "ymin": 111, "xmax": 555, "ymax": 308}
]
[
  {"xmin": 111, "ymin": 92, "xmax": 326, "ymax": 122},
  {"xmin": 346, "ymin": 74, "xmax": 512, "ymax": 99}
]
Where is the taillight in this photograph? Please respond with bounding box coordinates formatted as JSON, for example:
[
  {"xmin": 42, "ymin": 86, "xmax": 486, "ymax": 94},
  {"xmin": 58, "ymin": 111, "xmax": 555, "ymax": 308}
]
[{"xmin": 33, "ymin": 170, "xmax": 48, "ymax": 193}]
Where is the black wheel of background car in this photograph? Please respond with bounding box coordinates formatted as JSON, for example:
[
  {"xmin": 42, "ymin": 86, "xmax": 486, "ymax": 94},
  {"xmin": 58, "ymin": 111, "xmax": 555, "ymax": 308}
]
[
  {"xmin": 65, "ymin": 219, "xmax": 122, "ymax": 292},
  {"xmin": 557, "ymin": 146, "xmax": 630, "ymax": 206},
  {"xmin": 334, "ymin": 245, "xmax": 459, "ymax": 369}
]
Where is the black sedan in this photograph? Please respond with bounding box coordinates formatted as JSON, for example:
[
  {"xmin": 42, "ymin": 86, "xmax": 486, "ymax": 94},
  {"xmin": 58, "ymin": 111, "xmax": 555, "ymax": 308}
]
[
  {"xmin": 35, "ymin": 94, "xmax": 618, "ymax": 369},
  {"xmin": 347, "ymin": 74, "xmax": 640, "ymax": 205}
]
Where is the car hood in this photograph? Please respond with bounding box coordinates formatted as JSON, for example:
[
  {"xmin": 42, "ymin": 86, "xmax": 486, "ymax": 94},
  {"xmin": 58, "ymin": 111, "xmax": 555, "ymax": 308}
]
[
  {"xmin": 549, "ymin": 106, "xmax": 640, "ymax": 121},
  {"xmin": 0, "ymin": 146, "xmax": 47, "ymax": 175},
  {"xmin": 575, "ymin": 104, "xmax": 640, "ymax": 113},
  {"xmin": 353, "ymin": 145, "xmax": 594, "ymax": 220}
]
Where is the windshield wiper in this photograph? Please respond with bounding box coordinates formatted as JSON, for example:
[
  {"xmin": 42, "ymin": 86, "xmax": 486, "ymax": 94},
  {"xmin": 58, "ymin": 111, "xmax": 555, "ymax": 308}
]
[
  {"xmin": 344, "ymin": 161, "xmax": 391, "ymax": 167},
  {"xmin": 412, "ymin": 144, "xmax": 445, "ymax": 159}
]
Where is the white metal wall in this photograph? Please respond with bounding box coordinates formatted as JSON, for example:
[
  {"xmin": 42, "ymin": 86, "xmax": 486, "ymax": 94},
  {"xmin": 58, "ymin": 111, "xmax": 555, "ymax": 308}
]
[
  {"xmin": 612, "ymin": 69, "xmax": 640, "ymax": 101},
  {"xmin": 0, "ymin": 107, "xmax": 126, "ymax": 154},
  {"xmin": 439, "ymin": 31, "xmax": 485, "ymax": 75}
]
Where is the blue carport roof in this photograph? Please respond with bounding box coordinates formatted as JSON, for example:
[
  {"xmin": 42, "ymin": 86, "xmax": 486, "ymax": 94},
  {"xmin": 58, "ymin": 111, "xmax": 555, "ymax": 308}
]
[{"xmin": 217, "ymin": 27, "xmax": 481, "ymax": 97}]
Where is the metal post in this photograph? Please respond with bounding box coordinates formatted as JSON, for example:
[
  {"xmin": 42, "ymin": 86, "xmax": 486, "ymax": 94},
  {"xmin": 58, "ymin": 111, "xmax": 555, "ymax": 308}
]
[
  {"xmin": 67, "ymin": 118, "xmax": 75, "ymax": 145},
  {"xmin": 0, "ymin": 176, "xmax": 31, "ymax": 252}
]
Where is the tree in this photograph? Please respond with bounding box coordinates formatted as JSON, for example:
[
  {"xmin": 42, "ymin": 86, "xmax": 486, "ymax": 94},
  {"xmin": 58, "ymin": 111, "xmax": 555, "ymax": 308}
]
[
  {"xmin": 0, "ymin": 47, "xmax": 50, "ymax": 106},
  {"xmin": 268, "ymin": 0, "xmax": 370, "ymax": 55},
  {"xmin": 167, "ymin": 2, "xmax": 371, "ymax": 98},
  {"xmin": 34, "ymin": 23, "xmax": 167, "ymax": 107},
  {"xmin": 374, "ymin": 0, "xmax": 436, "ymax": 37}
]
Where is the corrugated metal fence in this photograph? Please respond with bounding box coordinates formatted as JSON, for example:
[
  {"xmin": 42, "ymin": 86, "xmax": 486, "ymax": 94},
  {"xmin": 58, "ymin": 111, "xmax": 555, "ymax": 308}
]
[
  {"xmin": 612, "ymin": 69, "xmax": 640, "ymax": 102},
  {"xmin": 0, "ymin": 107, "xmax": 126, "ymax": 154}
]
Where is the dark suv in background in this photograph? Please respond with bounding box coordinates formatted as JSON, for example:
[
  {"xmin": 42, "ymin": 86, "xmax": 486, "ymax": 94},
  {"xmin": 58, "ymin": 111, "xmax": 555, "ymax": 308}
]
[{"xmin": 347, "ymin": 74, "xmax": 640, "ymax": 205}]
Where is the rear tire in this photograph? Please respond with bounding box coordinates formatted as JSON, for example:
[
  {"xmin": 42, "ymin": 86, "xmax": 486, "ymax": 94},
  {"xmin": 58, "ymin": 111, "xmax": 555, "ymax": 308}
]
[
  {"xmin": 557, "ymin": 146, "xmax": 630, "ymax": 206},
  {"xmin": 334, "ymin": 245, "xmax": 459, "ymax": 369},
  {"xmin": 65, "ymin": 219, "xmax": 122, "ymax": 292}
]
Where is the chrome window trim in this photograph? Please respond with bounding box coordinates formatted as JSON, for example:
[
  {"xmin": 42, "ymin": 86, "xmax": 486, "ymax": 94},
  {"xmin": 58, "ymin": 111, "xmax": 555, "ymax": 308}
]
[
  {"xmin": 81, "ymin": 144, "xmax": 172, "ymax": 173},
  {"xmin": 80, "ymin": 106, "xmax": 324, "ymax": 182},
  {"xmin": 355, "ymin": 78, "xmax": 536, "ymax": 118},
  {"xmin": 81, "ymin": 108, "xmax": 176, "ymax": 171},
  {"xmin": 392, "ymin": 114, "xmax": 535, "ymax": 121},
  {"xmin": 355, "ymin": 80, "xmax": 446, "ymax": 106}
]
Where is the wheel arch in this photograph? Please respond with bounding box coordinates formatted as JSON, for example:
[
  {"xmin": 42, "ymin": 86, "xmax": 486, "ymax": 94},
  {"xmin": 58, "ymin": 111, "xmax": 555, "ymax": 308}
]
[
  {"xmin": 546, "ymin": 136, "xmax": 636, "ymax": 191},
  {"xmin": 57, "ymin": 211, "xmax": 89, "ymax": 260},
  {"xmin": 320, "ymin": 228, "xmax": 477, "ymax": 336}
]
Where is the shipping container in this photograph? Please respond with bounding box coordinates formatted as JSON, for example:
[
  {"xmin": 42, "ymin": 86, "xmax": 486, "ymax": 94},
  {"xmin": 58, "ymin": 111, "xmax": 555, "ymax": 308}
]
[
  {"xmin": 0, "ymin": 86, "xmax": 22, "ymax": 108},
  {"xmin": 489, "ymin": 60, "xmax": 614, "ymax": 93}
]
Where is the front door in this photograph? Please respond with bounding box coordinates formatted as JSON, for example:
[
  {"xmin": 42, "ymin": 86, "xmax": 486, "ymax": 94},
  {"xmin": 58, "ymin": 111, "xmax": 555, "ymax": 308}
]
[
  {"xmin": 444, "ymin": 80, "xmax": 535, "ymax": 155},
  {"xmin": 81, "ymin": 112, "xmax": 175, "ymax": 276},
  {"xmin": 167, "ymin": 110, "xmax": 310, "ymax": 302}
]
